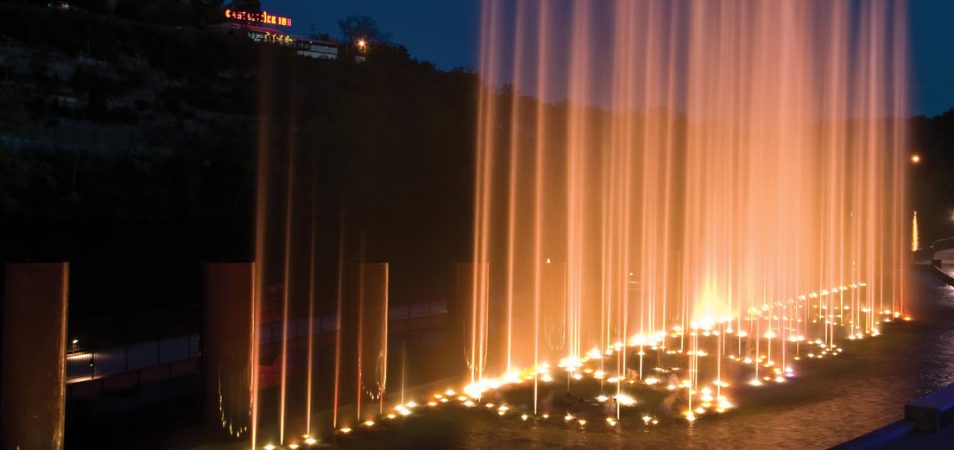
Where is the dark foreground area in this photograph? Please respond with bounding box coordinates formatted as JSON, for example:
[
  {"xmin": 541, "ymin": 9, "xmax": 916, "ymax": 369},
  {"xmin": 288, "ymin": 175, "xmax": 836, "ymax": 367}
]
[{"xmin": 65, "ymin": 268, "xmax": 954, "ymax": 449}]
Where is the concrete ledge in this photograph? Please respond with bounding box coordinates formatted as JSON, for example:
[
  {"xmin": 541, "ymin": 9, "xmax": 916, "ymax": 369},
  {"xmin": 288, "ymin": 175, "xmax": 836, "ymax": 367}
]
[
  {"xmin": 905, "ymin": 383, "xmax": 954, "ymax": 432},
  {"xmin": 835, "ymin": 383, "xmax": 954, "ymax": 448},
  {"xmin": 830, "ymin": 420, "xmax": 915, "ymax": 450},
  {"xmin": 932, "ymin": 265, "xmax": 954, "ymax": 286}
]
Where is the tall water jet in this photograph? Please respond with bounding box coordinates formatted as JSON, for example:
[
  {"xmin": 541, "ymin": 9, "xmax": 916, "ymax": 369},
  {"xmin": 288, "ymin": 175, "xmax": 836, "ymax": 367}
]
[
  {"xmin": 472, "ymin": 0, "xmax": 909, "ymax": 418},
  {"xmin": 912, "ymin": 210, "xmax": 919, "ymax": 252}
]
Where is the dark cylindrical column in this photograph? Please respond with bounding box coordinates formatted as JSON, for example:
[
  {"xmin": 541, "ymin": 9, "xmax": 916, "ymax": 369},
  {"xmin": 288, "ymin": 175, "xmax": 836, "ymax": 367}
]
[
  {"xmin": 452, "ymin": 262, "xmax": 489, "ymax": 379},
  {"xmin": 203, "ymin": 262, "xmax": 255, "ymax": 439},
  {"xmin": 356, "ymin": 262, "xmax": 389, "ymax": 421},
  {"xmin": 1, "ymin": 262, "xmax": 69, "ymax": 450}
]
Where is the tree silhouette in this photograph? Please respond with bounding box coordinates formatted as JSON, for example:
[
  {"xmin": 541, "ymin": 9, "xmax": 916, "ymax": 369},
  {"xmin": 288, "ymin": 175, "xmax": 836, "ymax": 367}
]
[
  {"xmin": 227, "ymin": 0, "xmax": 260, "ymax": 12},
  {"xmin": 337, "ymin": 15, "xmax": 391, "ymax": 45}
]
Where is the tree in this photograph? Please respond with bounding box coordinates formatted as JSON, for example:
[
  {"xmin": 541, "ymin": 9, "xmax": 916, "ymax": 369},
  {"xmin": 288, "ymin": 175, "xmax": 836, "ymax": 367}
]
[
  {"xmin": 337, "ymin": 15, "xmax": 391, "ymax": 45},
  {"xmin": 192, "ymin": 0, "xmax": 225, "ymax": 25},
  {"xmin": 227, "ymin": 0, "xmax": 260, "ymax": 12},
  {"xmin": 308, "ymin": 24, "xmax": 332, "ymax": 42},
  {"xmin": 0, "ymin": 86, "xmax": 26, "ymax": 133}
]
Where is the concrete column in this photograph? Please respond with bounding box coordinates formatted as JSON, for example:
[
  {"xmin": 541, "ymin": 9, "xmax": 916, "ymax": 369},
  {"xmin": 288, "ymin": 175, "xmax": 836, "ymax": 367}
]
[
  {"xmin": 453, "ymin": 262, "xmax": 489, "ymax": 379},
  {"xmin": 1, "ymin": 262, "xmax": 69, "ymax": 450},
  {"xmin": 203, "ymin": 262, "xmax": 255, "ymax": 439},
  {"xmin": 356, "ymin": 262, "xmax": 388, "ymax": 420}
]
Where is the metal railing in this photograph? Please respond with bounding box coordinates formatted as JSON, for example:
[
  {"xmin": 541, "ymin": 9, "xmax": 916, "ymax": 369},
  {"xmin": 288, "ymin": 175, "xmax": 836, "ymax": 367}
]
[
  {"xmin": 65, "ymin": 301, "xmax": 448, "ymax": 384},
  {"xmin": 66, "ymin": 334, "xmax": 200, "ymax": 383},
  {"xmin": 260, "ymin": 301, "xmax": 447, "ymax": 344}
]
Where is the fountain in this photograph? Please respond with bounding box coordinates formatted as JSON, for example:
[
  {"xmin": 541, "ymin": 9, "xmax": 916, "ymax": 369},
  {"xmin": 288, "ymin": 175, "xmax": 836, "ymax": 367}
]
[
  {"xmin": 467, "ymin": 0, "xmax": 909, "ymax": 425},
  {"xmin": 231, "ymin": 1, "xmax": 911, "ymax": 448}
]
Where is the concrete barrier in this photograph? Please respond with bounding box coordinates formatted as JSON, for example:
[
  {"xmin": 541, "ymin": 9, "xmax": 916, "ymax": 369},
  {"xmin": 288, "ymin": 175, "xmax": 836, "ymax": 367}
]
[
  {"xmin": 830, "ymin": 420, "xmax": 915, "ymax": 449},
  {"xmin": 833, "ymin": 383, "xmax": 954, "ymax": 448},
  {"xmin": 905, "ymin": 383, "xmax": 954, "ymax": 432}
]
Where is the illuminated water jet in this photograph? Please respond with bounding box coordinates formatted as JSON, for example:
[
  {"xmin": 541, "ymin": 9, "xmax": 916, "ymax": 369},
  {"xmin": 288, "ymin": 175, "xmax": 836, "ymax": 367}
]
[
  {"xmin": 469, "ymin": 0, "xmax": 909, "ymax": 422},
  {"xmin": 240, "ymin": 1, "xmax": 911, "ymax": 447}
]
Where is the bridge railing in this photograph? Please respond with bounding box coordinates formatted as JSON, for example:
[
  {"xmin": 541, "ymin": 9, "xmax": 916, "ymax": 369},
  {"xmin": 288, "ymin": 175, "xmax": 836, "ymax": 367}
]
[
  {"xmin": 66, "ymin": 301, "xmax": 448, "ymax": 383},
  {"xmin": 66, "ymin": 334, "xmax": 200, "ymax": 383}
]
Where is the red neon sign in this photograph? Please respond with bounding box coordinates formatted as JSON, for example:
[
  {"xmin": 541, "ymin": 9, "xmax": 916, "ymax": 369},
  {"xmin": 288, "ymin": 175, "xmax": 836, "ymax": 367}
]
[{"xmin": 225, "ymin": 9, "xmax": 292, "ymax": 27}]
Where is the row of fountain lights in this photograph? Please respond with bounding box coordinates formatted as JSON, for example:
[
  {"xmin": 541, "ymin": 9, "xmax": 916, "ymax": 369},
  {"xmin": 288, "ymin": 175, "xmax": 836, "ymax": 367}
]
[{"xmin": 259, "ymin": 281, "xmax": 908, "ymax": 448}]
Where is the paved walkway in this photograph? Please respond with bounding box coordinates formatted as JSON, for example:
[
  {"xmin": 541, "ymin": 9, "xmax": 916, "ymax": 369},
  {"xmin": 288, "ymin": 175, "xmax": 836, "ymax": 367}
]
[{"xmin": 842, "ymin": 252, "xmax": 954, "ymax": 449}]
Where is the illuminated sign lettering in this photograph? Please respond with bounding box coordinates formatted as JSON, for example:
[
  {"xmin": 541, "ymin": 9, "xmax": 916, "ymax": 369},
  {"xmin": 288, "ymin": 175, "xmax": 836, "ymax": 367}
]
[{"xmin": 225, "ymin": 9, "xmax": 292, "ymax": 27}]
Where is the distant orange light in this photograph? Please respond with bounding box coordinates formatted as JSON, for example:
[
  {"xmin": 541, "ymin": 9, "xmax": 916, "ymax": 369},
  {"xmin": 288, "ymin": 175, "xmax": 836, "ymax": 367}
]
[
  {"xmin": 911, "ymin": 154, "xmax": 921, "ymax": 164},
  {"xmin": 357, "ymin": 39, "xmax": 368, "ymax": 49}
]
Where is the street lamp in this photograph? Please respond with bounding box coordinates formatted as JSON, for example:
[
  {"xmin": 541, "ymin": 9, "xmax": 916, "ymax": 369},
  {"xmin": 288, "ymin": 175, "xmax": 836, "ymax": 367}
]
[
  {"xmin": 911, "ymin": 153, "xmax": 921, "ymax": 164},
  {"xmin": 357, "ymin": 38, "xmax": 368, "ymax": 52}
]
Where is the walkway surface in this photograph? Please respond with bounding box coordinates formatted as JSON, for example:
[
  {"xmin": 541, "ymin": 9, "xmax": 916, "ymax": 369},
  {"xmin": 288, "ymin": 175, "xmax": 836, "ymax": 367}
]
[{"xmin": 840, "ymin": 250, "xmax": 954, "ymax": 449}]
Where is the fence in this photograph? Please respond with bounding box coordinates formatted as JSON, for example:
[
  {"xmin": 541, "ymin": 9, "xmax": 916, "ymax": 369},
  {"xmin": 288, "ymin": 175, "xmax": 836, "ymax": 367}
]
[{"xmin": 65, "ymin": 301, "xmax": 448, "ymax": 384}]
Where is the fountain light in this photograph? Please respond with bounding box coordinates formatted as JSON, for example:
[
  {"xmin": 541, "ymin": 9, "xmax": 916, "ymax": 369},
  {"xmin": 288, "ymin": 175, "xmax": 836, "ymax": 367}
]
[{"xmin": 615, "ymin": 393, "xmax": 637, "ymax": 406}]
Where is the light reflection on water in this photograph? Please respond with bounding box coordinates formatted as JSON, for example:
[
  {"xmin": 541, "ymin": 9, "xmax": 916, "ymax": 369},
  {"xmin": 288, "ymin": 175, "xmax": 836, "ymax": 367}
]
[{"xmin": 338, "ymin": 272, "xmax": 954, "ymax": 449}]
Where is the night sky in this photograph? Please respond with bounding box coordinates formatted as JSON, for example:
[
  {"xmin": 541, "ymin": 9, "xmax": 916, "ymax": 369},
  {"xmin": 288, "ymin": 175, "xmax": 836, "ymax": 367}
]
[{"xmin": 264, "ymin": 0, "xmax": 953, "ymax": 117}]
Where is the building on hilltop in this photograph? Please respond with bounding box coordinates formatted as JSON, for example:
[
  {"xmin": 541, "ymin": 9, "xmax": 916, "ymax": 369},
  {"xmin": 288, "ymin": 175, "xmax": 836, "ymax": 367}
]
[{"xmin": 223, "ymin": 9, "xmax": 342, "ymax": 61}]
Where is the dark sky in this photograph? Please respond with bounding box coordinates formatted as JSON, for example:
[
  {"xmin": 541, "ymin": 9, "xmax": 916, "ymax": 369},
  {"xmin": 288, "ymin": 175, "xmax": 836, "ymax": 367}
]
[{"xmin": 263, "ymin": 0, "xmax": 953, "ymax": 116}]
